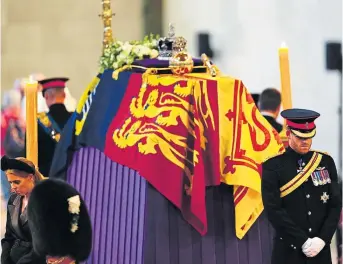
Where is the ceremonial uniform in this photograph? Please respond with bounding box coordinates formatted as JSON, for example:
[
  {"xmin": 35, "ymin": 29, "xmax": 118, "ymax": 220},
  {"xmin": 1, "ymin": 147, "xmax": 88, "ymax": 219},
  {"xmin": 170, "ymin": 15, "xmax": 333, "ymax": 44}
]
[
  {"xmin": 26, "ymin": 78, "xmax": 72, "ymax": 177},
  {"xmin": 262, "ymin": 109, "xmax": 342, "ymax": 264}
]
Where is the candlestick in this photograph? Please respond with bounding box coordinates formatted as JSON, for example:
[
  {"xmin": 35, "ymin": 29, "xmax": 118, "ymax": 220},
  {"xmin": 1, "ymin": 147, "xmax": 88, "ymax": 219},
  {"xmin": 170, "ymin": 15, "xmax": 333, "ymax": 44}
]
[
  {"xmin": 278, "ymin": 42, "xmax": 293, "ymax": 111},
  {"xmin": 24, "ymin": 76, "xmax": 38, "ymax": 166},
  {"xmin": 278, "ymin": 42, "xmax": 293, "ymax": 146}
]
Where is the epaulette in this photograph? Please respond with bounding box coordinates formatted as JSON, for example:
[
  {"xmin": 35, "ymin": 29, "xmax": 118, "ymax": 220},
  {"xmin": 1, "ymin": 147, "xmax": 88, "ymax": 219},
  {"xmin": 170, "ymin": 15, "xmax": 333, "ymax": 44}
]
[
  {"xmin": 37, "ymin": 112, "xmax": 46, "ymax": 119},
  {"xmin": 312, "ymin": 150, "xmax": 330, "ymax": 156},
  {"xmin": 263, "ymin": 152, "xmax": 283, "ymax": 162},
  {"xmin": 37, "ymin": 112, "xmax": 51, "ymax": 127}
]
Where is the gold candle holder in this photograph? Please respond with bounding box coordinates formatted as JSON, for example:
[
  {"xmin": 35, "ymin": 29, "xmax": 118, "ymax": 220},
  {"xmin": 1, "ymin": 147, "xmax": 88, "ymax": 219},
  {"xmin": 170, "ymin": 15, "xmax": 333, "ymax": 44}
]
[{"xmin": 99, "ymin": 0, "xmax": 115, "ymax": 52}]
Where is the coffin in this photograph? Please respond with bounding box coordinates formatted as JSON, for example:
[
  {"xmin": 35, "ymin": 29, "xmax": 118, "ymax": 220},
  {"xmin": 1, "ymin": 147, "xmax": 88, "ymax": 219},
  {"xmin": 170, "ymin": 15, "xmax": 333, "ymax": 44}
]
[
  {"xmin": 51, "ymin": 58, "xmax": 284, "ymax": 264},
  {"xmin": 67, "ymin": 147, "xmax": 275, "ymax": 264}
]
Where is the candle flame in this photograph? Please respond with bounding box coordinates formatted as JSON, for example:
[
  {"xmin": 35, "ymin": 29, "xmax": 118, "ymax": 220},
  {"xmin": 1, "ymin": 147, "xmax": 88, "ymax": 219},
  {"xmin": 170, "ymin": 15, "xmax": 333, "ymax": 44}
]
[{"xmin": 281, "ymin": 42, "xmax": 287, "ymax": 48}]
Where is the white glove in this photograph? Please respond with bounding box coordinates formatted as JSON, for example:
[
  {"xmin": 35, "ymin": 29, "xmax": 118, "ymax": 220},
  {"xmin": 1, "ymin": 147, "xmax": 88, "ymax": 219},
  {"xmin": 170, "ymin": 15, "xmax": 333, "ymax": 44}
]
[
  {"xmin": 302, "ymin": 238, "xmax": 312, "ymax": 251},
  {"xmin": 302, "ymin": 237, "xmax": 325, "ymax": 257}
]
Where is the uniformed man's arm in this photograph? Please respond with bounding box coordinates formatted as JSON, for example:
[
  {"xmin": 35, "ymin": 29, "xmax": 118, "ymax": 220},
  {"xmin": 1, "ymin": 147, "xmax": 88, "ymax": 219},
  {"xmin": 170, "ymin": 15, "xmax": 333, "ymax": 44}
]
[
  {"xmin": 262, "ymin": 163, "xmax": 309, "ymax": 248},
  {"xmin": 318, "ymin": 156, "xmax": 342, "ymax": 244}
]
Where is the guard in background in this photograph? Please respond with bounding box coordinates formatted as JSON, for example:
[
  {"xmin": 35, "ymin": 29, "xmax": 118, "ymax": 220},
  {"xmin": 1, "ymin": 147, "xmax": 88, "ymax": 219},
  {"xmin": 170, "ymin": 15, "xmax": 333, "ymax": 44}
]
[
  {"xmin": 27, "ymin": 178, "xmax": 92, "ymax": 264},
  {"xmin": 251, "ymin": 93, "xmax": 260, "ymax": 108},
  {"xmin": 258, "ymin": 88, "xmax": 283, "ymax": 133},
  {"xmin": 262, "ymin": 108, "xmax": 342, "ymax": 264},
  {"xmin": 24, "ymin": 78, "xmax": 72, "ymax": 177}
]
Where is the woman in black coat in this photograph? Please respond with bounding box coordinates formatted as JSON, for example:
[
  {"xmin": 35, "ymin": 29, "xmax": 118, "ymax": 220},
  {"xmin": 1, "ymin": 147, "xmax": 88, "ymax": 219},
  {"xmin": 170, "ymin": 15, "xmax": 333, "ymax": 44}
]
[{"xmin": 1, "ymin": 156, "xmax": 45, "ymax": 264}]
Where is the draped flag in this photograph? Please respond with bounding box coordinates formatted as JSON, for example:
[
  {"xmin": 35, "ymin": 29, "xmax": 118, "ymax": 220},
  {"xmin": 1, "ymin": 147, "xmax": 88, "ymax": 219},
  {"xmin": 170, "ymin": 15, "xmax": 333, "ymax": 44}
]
[
  {"xmin": 215, "ymin": 77, "xmax": 285, "ymax": 239},
  {"xmin": 50, "ymin": 68, "xmax": 284, "ymax": 239},
  {"xmin": 49, "ymin": 70, "xmax": 131, "ymax": 177},
  {"xmin": 104, "ymin": 73, "xmax": 221, "ymax": 234}
]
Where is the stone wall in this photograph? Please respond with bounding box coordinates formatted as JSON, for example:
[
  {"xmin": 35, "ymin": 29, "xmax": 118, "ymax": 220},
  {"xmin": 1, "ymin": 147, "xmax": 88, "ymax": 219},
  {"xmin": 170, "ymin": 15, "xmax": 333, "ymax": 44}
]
[{"xmin": 1, "ymin": 0, "xmax": 143, "ymax": 99}]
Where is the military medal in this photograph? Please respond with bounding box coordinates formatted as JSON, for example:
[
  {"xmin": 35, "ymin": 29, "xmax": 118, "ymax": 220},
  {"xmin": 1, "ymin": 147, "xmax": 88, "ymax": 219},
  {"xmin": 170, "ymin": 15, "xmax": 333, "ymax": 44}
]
[
  {"xmin": 297, "ymin": 159, "xmax": 305, "ymax": 173},
  {"xmin": 313, "ymin": 167, "xmax": 331, "ymax": 185},
  {"xmin": 321, "ymin": 168, "xmax": 331, "ymax": 184},
  {"xmin": 316, "ymin": 171, "xmax": 324, "ymax": 185},
  {"xmin": 320, "ymin": 192, "xmax": 329, "ymax": 203},
  {"xmin": 310, "ymin": 163, "xmax": 320, "ymax": 186},
  {"xmin": 311, "ymin": 172, "xmax": 319, "ymax": 186}
]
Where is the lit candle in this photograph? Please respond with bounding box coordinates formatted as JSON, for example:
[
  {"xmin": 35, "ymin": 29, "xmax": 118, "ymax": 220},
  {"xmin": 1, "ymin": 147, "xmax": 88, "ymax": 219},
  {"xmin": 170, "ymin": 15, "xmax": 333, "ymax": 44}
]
[
  {"xmin": 278, "ymin": 42, "xmax": 293, "ymax": 111},
  {"xmin": 24, "ymin": 75, "xmax": 38, "ymax": 166}
]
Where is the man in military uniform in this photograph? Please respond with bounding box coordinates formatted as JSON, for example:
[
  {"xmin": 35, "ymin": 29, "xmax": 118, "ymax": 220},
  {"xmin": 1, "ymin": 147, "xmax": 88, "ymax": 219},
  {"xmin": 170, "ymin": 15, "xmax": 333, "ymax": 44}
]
[
  {"xmin": 262, "ymin": 108, "xmax": 342, "ymax": 264},
  {"xmin": 24, "ymin": 78, "xmax": 72, "ymax": 177}
]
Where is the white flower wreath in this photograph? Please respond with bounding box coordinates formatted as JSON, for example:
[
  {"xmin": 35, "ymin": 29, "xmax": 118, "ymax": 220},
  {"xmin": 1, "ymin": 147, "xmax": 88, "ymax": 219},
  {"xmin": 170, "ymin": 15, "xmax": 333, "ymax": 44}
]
[{"xmin": 99, "ymin": 34, "xmax": 160, "ymax": 71}]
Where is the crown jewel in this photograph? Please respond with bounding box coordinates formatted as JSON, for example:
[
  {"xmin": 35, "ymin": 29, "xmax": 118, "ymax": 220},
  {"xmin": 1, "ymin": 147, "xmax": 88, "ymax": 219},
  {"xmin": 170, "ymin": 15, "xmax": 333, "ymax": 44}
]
[{"xmin": 158, "ymin": 23, "xmax": 187, "ymax": 60}]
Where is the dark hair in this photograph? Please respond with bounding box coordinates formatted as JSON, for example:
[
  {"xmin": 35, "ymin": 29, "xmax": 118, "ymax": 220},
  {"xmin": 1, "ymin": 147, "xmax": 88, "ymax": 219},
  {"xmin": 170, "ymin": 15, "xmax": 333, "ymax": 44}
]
[{"xmin": 259, "ymin": 88, "xmax": 281, "ymax": 111}]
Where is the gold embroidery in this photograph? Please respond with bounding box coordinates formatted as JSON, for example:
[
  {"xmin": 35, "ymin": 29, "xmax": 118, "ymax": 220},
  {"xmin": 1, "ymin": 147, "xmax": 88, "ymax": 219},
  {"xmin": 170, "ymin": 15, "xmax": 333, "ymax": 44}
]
[
  {"xmin": 37, "ymin": 112, "xmax": 61, "ymax": 142},
  {"xmin": 37, "ymin": 112, "xmax": 51, "ymax": 127}
]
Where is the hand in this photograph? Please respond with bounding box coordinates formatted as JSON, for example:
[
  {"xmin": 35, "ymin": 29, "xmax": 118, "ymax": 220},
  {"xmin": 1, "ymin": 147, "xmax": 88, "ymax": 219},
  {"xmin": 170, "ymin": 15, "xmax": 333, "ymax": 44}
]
[
  {"xmin": 301, "ymin": 238, "xmax": 312, "ymax": 251},
  {"xmin": 302, "ymin": 237, "xmax": 325, "ymax": 257}
]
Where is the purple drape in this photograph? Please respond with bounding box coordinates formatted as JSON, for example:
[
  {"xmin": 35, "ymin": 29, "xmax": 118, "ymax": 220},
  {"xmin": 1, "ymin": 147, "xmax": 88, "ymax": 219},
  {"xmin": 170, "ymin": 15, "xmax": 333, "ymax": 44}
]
[
  {"xmin": 68, "ymin": 147, "xmax": 275, "ymax": 264},
  {"xmin": 68, "ymin": 147, "xmax": 146, "ymax": 264}
]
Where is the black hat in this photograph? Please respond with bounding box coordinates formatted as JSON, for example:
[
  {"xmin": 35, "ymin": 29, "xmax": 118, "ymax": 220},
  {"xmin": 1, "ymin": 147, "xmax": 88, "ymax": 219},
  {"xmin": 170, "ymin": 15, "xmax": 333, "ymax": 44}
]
[
  {"xmin": 39, "ymin": 77, "xmax": 69, "ymax": 96},
  {"xmin": 281, "ymin": 108, "xmax": 320, "ymax": 138},
  {"xmin": 27, "ymin": 179, "xmax": 92, "ymax": 261},
  {"xmin": 1, "ymin": 155, "xmax": 35, "ymax": 174}
]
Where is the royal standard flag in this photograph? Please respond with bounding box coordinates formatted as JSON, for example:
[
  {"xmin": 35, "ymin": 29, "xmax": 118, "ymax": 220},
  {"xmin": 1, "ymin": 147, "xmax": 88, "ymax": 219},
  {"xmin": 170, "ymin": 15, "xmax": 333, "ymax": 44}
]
[{"xmin": 216, "ymin": 76, "xmax": 285, "ymax": 239}]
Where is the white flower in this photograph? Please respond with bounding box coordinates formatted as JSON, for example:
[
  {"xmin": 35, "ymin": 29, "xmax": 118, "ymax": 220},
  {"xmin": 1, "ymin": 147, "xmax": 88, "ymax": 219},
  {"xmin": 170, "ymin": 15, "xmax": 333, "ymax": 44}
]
[
  {"xmin": 113, "ymin": 62, "xmax": 119, "ymax": 69},
  {"xmin": 132, "ymin": 46, "xmax": 140, "ymax": 54},
  {"xmin": 150, "ymin": 49, "xmax": 159, "ymax": 58},
  {"xmin": 122, "ymin": 42, "xmax": 133, "ymax": 53},
  {"xmin": 117, "ymin": 52, "xmax": 127, "ymax": 62},
  {"xmin": 140, "ymin": 46, "xmax": 150, "ymax": 55},
  {"xmin": 67, "ymin": 195, "xmax": 81, "ymax": 214},
  {"xmin": 99, "ymin": 34, "xmax": 160, "ymax": 70},
  {"xmin": 71, "ymin": 223, "xmax": 79, "ymax": 233},
  {"xmin": 151, "ymin": 39, "xmax": 158, "ymax": 47}
]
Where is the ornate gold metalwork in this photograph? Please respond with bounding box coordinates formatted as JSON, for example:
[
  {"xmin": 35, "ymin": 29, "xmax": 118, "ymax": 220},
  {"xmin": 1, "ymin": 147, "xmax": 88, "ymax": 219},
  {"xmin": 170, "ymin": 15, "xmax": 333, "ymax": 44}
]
[
  {"xmin": 172, "ymin": 36, "xmax": 187, "ymax": 53},
  {"xmin": 169, "ymin": 52, "xmax": 194, "ymax": 75},
  {"xmin": 201, "ymin": 53, "xmax": 217, "ymax": 77},
  {"xmin": 99, "ymin": 0, "xmax": 115, "ymax": 52}
]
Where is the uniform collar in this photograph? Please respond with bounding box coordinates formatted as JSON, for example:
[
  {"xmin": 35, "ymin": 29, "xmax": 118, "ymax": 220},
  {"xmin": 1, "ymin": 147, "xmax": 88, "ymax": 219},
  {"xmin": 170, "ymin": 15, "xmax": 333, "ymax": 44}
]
[
  {"xmin": 48, "ymin": 103, "xmax": 67, "ymax": 114},
  {"xmin": 286, "ymin": 147, "xmax": 312, "ymax": 160}
]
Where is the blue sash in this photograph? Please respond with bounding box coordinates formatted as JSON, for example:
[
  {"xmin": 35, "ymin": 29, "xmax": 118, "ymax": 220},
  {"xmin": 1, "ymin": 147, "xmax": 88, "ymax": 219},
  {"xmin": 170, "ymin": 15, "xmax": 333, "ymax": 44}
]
[{"xmin": 37, "ymin": 112, "xmax": 62, "ymax": 142}]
